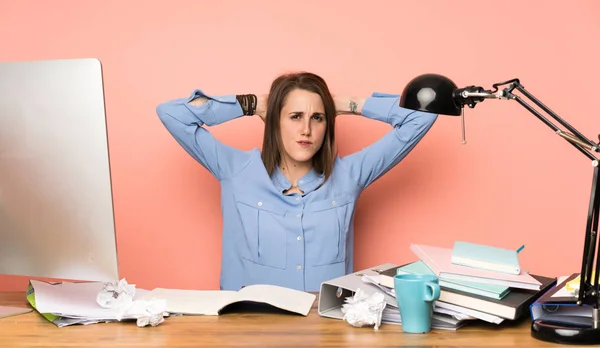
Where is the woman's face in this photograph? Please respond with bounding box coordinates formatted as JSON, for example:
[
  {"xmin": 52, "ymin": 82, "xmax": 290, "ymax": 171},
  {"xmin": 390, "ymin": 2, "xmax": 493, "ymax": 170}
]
[{"xmin": 279, "ymin": 88, "xmax": 327, "ymax": 168}]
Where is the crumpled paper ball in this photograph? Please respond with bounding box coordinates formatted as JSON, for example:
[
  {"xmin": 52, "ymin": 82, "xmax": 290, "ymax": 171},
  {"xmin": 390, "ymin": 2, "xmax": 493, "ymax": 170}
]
[
  {"xmin": 96, "ymin": 278, "xmax": 167, "ymax": 328},
  {"xmin": 118, "ymin": 298, "xmax": 167, "ymax": 328},
  {"xmin": 341, "ymin": 288, "xmax": 387, "ymax": 330},
  {"xmin": 96, "ymin": 278, "xmax": 136, "ymax": 310}
]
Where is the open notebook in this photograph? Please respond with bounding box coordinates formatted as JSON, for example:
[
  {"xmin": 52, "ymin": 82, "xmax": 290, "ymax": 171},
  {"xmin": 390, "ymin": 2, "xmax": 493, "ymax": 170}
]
[{"xmin": 142, "ymin": 284, "xmax": 316, "ymax": 316}]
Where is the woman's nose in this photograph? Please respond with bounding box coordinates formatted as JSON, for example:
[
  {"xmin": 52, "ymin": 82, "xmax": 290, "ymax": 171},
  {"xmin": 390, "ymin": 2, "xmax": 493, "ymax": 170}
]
[{"xmin": 301, "ymin": 120, "xmax": 311, "ymax": 136}]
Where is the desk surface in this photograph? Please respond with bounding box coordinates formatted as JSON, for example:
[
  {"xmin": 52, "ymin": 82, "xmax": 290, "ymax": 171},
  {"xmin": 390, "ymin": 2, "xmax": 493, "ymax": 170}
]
[{"xmin": 0, "ymin": 291, "xmax": 571, "ymax": 347}]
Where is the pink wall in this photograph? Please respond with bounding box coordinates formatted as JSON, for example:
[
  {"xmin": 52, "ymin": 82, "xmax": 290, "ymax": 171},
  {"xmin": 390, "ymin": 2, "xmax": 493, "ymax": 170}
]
[{"xmin": 1, "ymin": 1, "xmax": 599, "ymax": 291}]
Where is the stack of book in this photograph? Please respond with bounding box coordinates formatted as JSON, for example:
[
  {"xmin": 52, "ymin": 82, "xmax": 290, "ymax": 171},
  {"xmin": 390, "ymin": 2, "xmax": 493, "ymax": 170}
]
[{"xmin": 374, "ymin": 242, "xmax": 557, "ymax": 329}]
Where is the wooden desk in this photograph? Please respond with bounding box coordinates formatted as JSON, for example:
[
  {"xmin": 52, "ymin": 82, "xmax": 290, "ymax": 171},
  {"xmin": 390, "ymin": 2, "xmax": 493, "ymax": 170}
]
[{"xmin": 0, "ymin": 291, "xmax": 570, "ymax": 347}]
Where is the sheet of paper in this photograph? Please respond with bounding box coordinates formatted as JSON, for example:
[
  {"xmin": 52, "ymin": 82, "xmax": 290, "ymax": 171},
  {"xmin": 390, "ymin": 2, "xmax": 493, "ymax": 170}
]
[
  {"xmin": 361, "ymin": 274, "xmax": 396, "ymax": 298},
  {"xmin": 31, "ymin": 280, "xmax": 149, "ymax": 319},
  {"xmin": 143, "ymin": 288, "xmax": 237, "ymax": 315},
  {"xmin": 434, "ymin": 306, "xmax": 476, "ymax": 320},
  {"xmin": 29, "ymin": 280, "xmax": 64, "ymax": 314},
  {"xmin": 433, "ymin": 300, "xmax": 504, "ymax": 324},
  {"xmin": 551, "ymin": 275, "xmax": 578, "ymax": 298},
  {"xmin": 0, "ymin": 305, "xmax": 33, "ymax": 318}
]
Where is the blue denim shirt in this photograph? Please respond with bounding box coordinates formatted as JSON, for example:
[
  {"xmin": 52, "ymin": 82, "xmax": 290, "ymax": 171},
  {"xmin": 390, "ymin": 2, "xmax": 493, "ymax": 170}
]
[{"xmin": 156, "ymin": 90, "xmax": 437, "ymax": 291}]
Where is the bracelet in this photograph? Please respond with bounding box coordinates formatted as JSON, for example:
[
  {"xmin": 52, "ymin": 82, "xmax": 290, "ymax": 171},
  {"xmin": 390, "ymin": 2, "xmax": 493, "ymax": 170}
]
[{"xmin": 236, "ymin": 94, "xmax": 257, "ymax": 115}]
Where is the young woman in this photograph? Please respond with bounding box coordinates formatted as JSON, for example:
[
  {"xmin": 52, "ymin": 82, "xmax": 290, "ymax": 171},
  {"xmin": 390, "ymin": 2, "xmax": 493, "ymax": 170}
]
[{"xmin": 156, "ymin": 72, "xmax": 437, "ymax": 292}]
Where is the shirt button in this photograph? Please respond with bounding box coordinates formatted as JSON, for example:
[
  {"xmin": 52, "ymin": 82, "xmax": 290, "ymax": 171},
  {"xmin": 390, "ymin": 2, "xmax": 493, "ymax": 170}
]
[
  {"xmin": 297, "ymin": 236, "xmax": 302, "ymax": 241},
  {"xmin": 332, "ymin": 201, "xmax": 336, "ymax": 205},
  {"xmin": 296, "ymin": 197, "xmax": 300, "ymax": 201},
  {"xmin": 296, "ymin": 213, "xmax": 301, "ymax": 217},
  {"xmin": 296, "ymin": 265, "xmax": 302, "ymax": 270},
  {"xmin": 257, "ymin": 202, "xmax": 263, "ymax": 206},
  {"xmin": 299, "ymin": 180, "xmax": 303, "ymax": 184}
]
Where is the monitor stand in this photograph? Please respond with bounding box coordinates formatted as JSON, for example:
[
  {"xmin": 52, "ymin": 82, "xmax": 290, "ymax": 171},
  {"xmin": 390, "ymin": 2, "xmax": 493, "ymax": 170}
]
[{"xmin": 0, "ymin": 305, "xmax": 33, "ymax": 319}]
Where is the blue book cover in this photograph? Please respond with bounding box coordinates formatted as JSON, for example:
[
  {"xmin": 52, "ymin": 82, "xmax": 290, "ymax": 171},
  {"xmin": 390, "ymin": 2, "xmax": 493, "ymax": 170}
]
[{"xmin": 451, "ymin": 241, "xmax": 521, "ymax": 275}]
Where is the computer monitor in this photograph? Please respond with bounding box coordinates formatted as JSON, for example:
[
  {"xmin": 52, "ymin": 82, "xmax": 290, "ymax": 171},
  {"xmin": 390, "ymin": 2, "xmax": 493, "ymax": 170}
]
[{"xmin": 0, "ymin": 58, "xmax": 120, "ymax": 315}]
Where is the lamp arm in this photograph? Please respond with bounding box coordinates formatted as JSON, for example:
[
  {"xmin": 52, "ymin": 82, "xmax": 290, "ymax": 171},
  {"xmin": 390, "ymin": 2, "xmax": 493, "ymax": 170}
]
[
  {"xmin": 457, "ymin": 79, "xmax": 600, "ymax": 310},
  {"xmin": 459, "ymin": 79, "xmax": 600, "ymax": 161},
  {"xmin": 511, "ymin": 82, "xmax": 599, "ymax": 156}
]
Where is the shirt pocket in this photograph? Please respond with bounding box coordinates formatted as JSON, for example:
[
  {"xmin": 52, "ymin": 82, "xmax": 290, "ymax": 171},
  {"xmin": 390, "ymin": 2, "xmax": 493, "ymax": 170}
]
[
  {"xmin": 235, "ymin": 195, "xmax": 288, "ymax": 270},
  {"xmin": 304, "ymin": 194, "xmax": 354, "ymax": 267}
]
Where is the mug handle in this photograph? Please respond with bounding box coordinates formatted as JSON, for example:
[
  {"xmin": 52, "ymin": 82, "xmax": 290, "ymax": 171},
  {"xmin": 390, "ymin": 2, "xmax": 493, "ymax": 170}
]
[{"xmin": 423, "ymin": 281, "xmax": 440, "ymax": 302}]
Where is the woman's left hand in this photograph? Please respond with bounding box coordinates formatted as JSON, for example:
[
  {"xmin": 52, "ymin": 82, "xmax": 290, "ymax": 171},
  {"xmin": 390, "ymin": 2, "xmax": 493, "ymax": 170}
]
[{"xmin": 255, "ymin": 94, "xmax": 268, "ymax": 122}]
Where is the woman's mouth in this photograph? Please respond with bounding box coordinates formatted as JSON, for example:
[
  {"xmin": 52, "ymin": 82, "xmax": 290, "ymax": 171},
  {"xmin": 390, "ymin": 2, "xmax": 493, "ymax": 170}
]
[{"xmin": 297, "ymin": 141, "xmax": 312, "ymax": 148}]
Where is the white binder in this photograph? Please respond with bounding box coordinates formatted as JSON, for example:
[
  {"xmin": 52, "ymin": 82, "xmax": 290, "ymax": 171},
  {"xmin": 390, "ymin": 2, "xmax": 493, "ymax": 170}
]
[{"xmin": 317, "ymin": 263, "xmax": 399, "ymax": 319}]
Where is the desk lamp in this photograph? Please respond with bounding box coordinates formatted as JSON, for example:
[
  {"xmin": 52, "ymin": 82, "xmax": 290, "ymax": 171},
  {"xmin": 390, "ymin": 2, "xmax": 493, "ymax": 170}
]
[{"xmin": 399, "ymin": 73, "xmax": 600, "ymax": 345}]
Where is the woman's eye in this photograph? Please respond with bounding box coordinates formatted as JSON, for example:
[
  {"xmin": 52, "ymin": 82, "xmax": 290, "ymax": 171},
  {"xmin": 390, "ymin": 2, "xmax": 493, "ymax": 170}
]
[
  {"xmin": 312, "ymin": 115, "xmax": 323, "ymax": 121},
  {"xmin": 291, "ymin": 114, "xmax": 300, "ymax": 119}
]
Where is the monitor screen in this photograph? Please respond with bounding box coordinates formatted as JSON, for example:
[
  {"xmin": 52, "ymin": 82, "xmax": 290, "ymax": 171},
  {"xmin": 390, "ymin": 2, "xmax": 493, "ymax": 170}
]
[{"xmin": 0, "ymin": 58, "xmax": 119, "ymax": 282}]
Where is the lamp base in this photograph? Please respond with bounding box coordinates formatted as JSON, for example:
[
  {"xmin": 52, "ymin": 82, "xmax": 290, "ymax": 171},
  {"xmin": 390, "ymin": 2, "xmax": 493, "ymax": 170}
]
[{"xmin": 532, "ymin": 316, "xmax": 600, "ymax": 345}]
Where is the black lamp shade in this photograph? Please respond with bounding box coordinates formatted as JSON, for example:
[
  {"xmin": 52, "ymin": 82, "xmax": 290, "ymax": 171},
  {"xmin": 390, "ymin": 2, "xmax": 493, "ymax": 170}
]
[{"xmin": 400, "ymin": 73, "xmax": 462, "ymax": 116}]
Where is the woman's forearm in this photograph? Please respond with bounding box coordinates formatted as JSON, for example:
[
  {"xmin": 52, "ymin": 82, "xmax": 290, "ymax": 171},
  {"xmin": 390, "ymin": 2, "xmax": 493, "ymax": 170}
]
[
  {"xmin": 334, "ymin": 96, "xmax": 367, "ymax": 116},
  {"xmin": 189, "ymin": 93, "xmax": 268, "ymax": 121}
]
